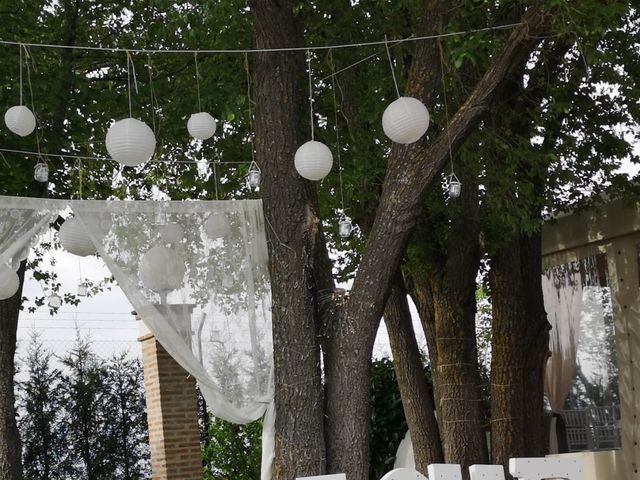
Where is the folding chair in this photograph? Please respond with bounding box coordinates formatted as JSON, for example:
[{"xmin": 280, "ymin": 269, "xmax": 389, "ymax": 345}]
[
  {"xmin": 427, "ymin": 464, "xmax": 463, "ymax": 480},
  {"xmin": 469, "ymin": 464, "xmax": 505, "ymax": 480},
  {"xmin": 380, "ymin": 468, "xmax": 428, "ymax": 480},
  {"xmin": 509, "ymin": 457, "xmax": 583, "ymax": 480}
]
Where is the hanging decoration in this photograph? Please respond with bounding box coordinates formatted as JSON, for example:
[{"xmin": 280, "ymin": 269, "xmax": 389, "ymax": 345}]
[
  {"xmin": 244, "ymin": 53, "xmax": 261, "ymax": 190},
  {"xmin": 47, "ymin": 293, "xmax": 62, "ymax": 308},
  {"xmin": 106, "ymin": 51, "xmax": 156, "ymax": 166},
  {"xmin": 329, "ymin": 50, "xmax": 353, "ymax": 239},
  {"xmin": 77, "ymin": 283, "xmax": 88, "ymax": 296},
  {"xmin": 139, "ymin": 245, "xmax": 186, "ymax": 292},
  {"xmin": 295, "ymin": 49, "xmax": 333, "ymax": 181},
  {"xmin": 58, "ymin": 216, "xmax": 96, "ymax": 257},
  {"xmin": 0, "ymin": 264, "xmax": 19, "ymax": 300},
  {"xmin": 438, "ymin": 38, "xmax": 461, "ymax": 200},
  {"xmin": 247, "ymin": 160, "xmax": 261, "ymax": 190},
  {"xmin": 187, "ymin": 53, "xmax": 217, "ymax": 140},
  {"xmin": 381, "ymin": 37, "xmax": 429, "ymax": 144},
  {"xmin": 5, "ymin": 46, "xmax": 36, "ymax": 137},
  {"xmin": 448, "ymin": 173, "xmax": 462, "ymax": 198},
  {"xmin": 33, "ymin": 159, "xmax": 49, "ymax": 183},
  {"xmin": 204, "ymin": 213, "xmax": 231, "ymax": 239},
  {"xmin": 158, "ymin": 223, "xmax": 184, "ymax": 244}
]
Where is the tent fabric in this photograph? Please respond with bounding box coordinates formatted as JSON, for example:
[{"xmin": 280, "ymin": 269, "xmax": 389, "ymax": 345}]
[{"xmin": 0, "ymin": 195, "xmax": 274, "ymax": 479}]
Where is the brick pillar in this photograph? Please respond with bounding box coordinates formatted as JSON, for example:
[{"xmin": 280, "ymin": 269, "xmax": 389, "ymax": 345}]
[{"xmin": 138, "ymin": 319, "xmax": 203, "ymax": 480}]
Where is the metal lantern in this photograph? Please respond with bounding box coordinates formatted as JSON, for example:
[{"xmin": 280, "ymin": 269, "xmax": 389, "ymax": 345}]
[
  {"xmin": 139, "ymin": 245, "xmax": 186, "ymax": 292},
  {"xmin": 159, "ymin": 223, "xmax": 184, "ymax": 244},
  {"xmin": 59, "ymin": 217, "xmax": 96, "ymax": 257},
  {"xmin": 449, "ymin": 174, "xmax": 462, "ymax": 198},
  {"xmin": 77, "ymin": 283, "xmax": 88, "ymax": 297},
  {"xmin": 105, "ymin": 118, "xmax": 156, "ymax": 167},
  {"xmin": 0, "ymin": 265, "xmax": 19, "ymax": 300},
  {"xmin": 338, "ymin": 218, "xmax": 353, "ymax": 239},
  {"xmin": 204, "ymin": 213, "xmax": 231, "ymax": 239},
  {"xmin": 4, "ymin": 105, "xmax": 36, "ymax": 137},
  {"xmin": 294, "ymin": 140, "xmax": 333, "ymax": 181},
  {"xmin": 47, "ymin": 293, "xmax": 62, "ymax": 308},
  {"xmin": 34, "ymin": 161, "xmax": 49, "ymax": 183},
  {"xmin": 187, "ymin": 112, "xmax": 217, "ymax": 140},
  {"xmin": 247, "ymin": 160, "xmax": 261, "ymax": 190},
  {"xmin": 382, "ymin": 97, "xmax": 430, "ymax": 144}
]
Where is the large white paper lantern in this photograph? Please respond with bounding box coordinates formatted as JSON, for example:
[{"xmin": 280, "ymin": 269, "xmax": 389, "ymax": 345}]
[
  {"xmin": 294, "ymin": 140, "xmax": 333, "ymax": 181},
  {"xmin": 382, "ymin": 97, "xmax": 430, "ymax": 144},
  {"xmin": 4, "ymin": 105, "xmax": 36, "ymax": 137},
  {"xmin": 139, "ymin": 245, "xmax": 186, "ymax": 292},
  {"xmin": 59, "ymin": 217, "xmax": 96, "ymax": 257},
  {"xmin": 187, "ymin": 112, "xmax": 217, "ymax": 140},
  {"xmin": 205, "ymin": 213, "xmax": 231, "ymax": 239},
  {"xmin": 0, "ymin": 265, "xmax": 19, "ymax": 300},
  {"xmin": 106, "ymin": 118, "xmax": 156, "ymax": 167}
]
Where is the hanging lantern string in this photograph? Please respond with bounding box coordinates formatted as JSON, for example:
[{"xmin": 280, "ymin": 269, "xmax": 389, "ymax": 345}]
[
  {"xmin": 23, "ymin": 44, "xmax": 42, "ymax": 157},
  {"xmin": 384, "ymin": 36, "xmax": 401, "ymax": 98},
  {"xmin": 77, "ymin": 258, "xmax": 83, "ymax": 284},
  {"xmin": 213, "ymin": 160, "xmax": 219, "ymax": 200},
  {"xmin": 437, "ymin": 38, "xmax": 455, "ymax": 176},
  {"xmin": 125, "ymin": 50, "xmax": 139, "ymax": 118},
  {"xmin": 147, "ymin": 54, "xmax": 158, "ymax": 135},
  {"xmin": 244, "ymin": 52, "xmax": 258, "ymax": 169},
  {"xmin": 329, "ymin": 49, "xmax": 346, "ymax": 214},
  {"xmin": 306, "ymin": 49, "xmax": 315, "ymax": 141},
  {"xmin": 0, "ymin": 22, "xmax": 523, "ymax": 54},
  {"xmin": 194, "ymin": 52, "xmax": 203, "ymax": 112},
  {"xmin": 77, "ymin": 159, "xmax": 83, "ymax": 199},
  {"xmin": 18, "ymin": 43, "xmax": 23, "ymax": 105}
]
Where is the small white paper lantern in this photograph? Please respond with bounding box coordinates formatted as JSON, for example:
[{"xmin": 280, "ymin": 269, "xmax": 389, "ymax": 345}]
[
  {"xmin": 106, "ymin": 118, "xmax": 156, "ymax": 167},
  {"xmin": 449, "ymin": 179, "xmax": 462, "ymax": 198},
  {"xmin": 338, "ymin": 218, "xmax": 353, "ymax": 239},
  {"xmin": 382, "ymin": 97, "xmax": 430, "ymax": 144},
  {"xmin": 187, "ymin": 112, "xmax": 217, "ymax": 140},
  {"xmin": 159, "ymin": 223, "xmax": 184, "ymax": 244},
  {"xmin": 247, "ymin": 160, "xmax": 261, "ymax": 190},
  {"xmin": 0, "ymin": 265, "xmax": 19, "ymax": 300},
  {"xmin": 294, "ymin": 141, "xmax": 333, "ymax": 181},
  {"xmin": 47, "ymin": 293, "xmax": 62, "ymax": 308},
  {"xmin": 34, "ymin": 161, "xmax": 49, "ymax": 182},
  {"xmin": 139, "ymin": 245, "xmax": 186, "ymax": 292},
  {"xmin": 4, "ymin": 105, "xmax": 36, "ymax": 137},
  {"xmin": 205, "ymin": 213, "xmax": 231, "ymax": 239},
  {"xmin": 77, "ymin": 283, "xmax": 88, "ymax": 297},
  {"xmin": 59, "ymin": 217, "xmax": 96, "ymax": 257}
]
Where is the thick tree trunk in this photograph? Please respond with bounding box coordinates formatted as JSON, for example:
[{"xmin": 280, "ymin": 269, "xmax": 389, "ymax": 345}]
[
  {"xmin": 489, "ymin": 232, "xmax": 549, "ymax": 474},
  {"xmin": 251, "ymin": 2, "xmax": 329, "ymax": 478},
  {"xmin": 0, "ymin": 261, "xmax": 26, "ymax": 480},
  {"xmin": 384, "ymin": 273, "xmax": 443, "ymax": 474}
]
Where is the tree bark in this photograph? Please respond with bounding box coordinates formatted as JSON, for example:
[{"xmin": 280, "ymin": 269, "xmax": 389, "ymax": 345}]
[
  {"xmin": 384, "ymin": 272, "xmax": 443, "ymax": 474},
  {"xmin": 0, "ymin": 261, "xmax": 26, "ymax": 480},
  {"xmin": 251, "ymin": 2, "xmax": 330, "ymax": 478},
  {"xmin": 489, "ymin": 232, "xmax": 549, "ymax": 473}
]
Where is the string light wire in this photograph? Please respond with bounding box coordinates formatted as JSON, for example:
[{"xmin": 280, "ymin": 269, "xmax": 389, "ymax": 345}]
[
  {"xmin": 384, "ymin": 35, "xmax": 401, "ymax": 98},
  {"xmin": 0, "ymin": 23, "xmax": 523, "ymax": 54},
  {"xmin": 307, "ymin": 49, "xmax": 315, "ymax": 141}
]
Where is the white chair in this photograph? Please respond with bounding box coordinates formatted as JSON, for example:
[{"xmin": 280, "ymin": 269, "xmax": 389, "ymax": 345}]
[
  {"xmin": 427, "ymin": 464, "xmax": 463, "ymax": 480},
  {"xmin": 296, "ymin": 475, "xmax": 346, "ymax": 480},
  {"xmin": 509, "ymin": 457, "xmax": 584, "ymax": 480},
  {"xmin": 380, "ymin": 468, "xmax": 428, "ymax": 480},
  {"xmin": 469, "ymin": 464, "xmax": 505, "ymax": 480}
]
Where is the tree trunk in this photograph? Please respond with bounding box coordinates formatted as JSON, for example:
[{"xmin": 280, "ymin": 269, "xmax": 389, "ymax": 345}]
[
  {"xmin": 0, "ymin": 261, "xmax": 26, "ymax": 480},
  {"xmin": 384, "ymin": 272, "xmax": 443, "ymax": 474},
  {"xmin": 489, "ymin": 232, "xmax": 549, "ymax": 473},
  {"xmin": 251, "ymin": 1, "xmax": 330, "ymax": 478}
]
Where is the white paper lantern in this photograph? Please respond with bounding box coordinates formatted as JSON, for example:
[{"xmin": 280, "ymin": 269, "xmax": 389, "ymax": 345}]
[
  {"xmin": 382, "ymin": 97, "xmax": 430, "ymax": 144},
  {"xmin": 59, "ymin": 217, "xmax": 96, "ymax": 257},
  {"xmin": 338, "ymin": 218, "xmax": 353, "ymax": 239},
  {"xmin": 159, "ymin": 223, "xmax": 184, "ymax": 244},
  {"xmin": 139, "ymin": 245, "xmax": 186, "ymax": 292},
  {"xmin": 4, "ymin": 105, "xmax": 36, "ymax": 137},
  {"xmin": 0, "ymin": 265, "xmax": 19, "ymax": 300},
  {"xmin": 187, "ymin": 112, "xmax": 217, "ymax": 140},
  {"xmin": 294, "ymin": 141, "xmax": 333, "ymax": 181},
  {"xmin": 106, "ymin": 118, "xmax": 156, "ymax": 167},
  {"xmin": 205, "ymin": 213, "xmax": 231, "ymax": 239}
]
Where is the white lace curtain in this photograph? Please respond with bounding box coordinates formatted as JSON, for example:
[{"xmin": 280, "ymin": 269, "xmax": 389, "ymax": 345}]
[{"xmin": 0, "ymin": 195, "xmax": 274, "ymax": 479}]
